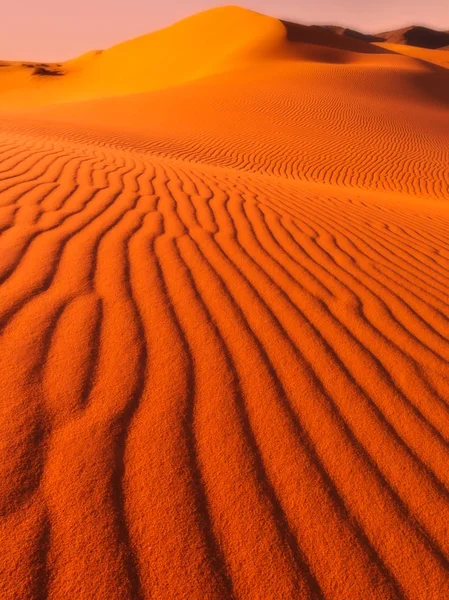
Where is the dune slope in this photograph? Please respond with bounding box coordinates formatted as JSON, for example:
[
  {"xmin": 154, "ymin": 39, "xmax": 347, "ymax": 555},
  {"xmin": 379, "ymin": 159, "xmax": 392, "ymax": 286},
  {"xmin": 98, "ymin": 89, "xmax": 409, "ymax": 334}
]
[
  {"xmin": 326, "ymin": 24, "xmax": 449, "ymax": 50},
  {"xmin": 376, "ymin": 25, "xmax": 449, "ymax": 49},
  {"xmin": 0, "ymin": 6, "xmax": 395, "ymax": 109},
  {"xmin": 0, "ymin": 7, "xmax": 289, "ymax": 107},
  {"xmin": 0, "ymin": 6, "xmax": 449, "ymax": 600}
]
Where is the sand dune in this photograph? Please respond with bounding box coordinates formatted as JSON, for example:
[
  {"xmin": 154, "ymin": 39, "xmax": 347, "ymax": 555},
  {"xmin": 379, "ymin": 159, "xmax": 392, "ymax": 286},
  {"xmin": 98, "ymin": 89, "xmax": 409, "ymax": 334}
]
[
  {"xmin": 0, "ymin": 7, "xmax": 416, "ymax": 109},
  {"xmin": 325, "ymin": 24, "xmax": 449, "ymax": 50},
  {"xmin": 0, "ymin": 7, "xmax": 296, "ymax": 107},
  {"xmin": 1, "ymin": 6, "xmax": 449, "ymax": 600},
  {"xmin": 318, "ymin": 25, "xmax": 384, "ymax": 43},
  {"xmin": 376, "ymin": 26, "xmax": 449, "ymax": 49},
  {"xmin": 374, "ymin": 42, "xmax": 449, "ymax": 68}
]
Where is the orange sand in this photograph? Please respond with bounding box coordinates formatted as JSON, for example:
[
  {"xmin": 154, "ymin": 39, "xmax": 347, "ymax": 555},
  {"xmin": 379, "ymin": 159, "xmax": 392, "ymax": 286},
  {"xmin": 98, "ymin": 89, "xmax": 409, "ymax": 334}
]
[{"xmin": 1, "ymin": 6, "xmax": 449, "ymax": 600}]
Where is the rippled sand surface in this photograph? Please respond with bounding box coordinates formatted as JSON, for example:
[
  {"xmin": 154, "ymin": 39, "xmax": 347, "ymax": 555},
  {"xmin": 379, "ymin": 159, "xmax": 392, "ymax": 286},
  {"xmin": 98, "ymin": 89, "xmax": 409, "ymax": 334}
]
[{"xmin": 1, "ymin": 7, "xmax": 449, "ymax": 600}]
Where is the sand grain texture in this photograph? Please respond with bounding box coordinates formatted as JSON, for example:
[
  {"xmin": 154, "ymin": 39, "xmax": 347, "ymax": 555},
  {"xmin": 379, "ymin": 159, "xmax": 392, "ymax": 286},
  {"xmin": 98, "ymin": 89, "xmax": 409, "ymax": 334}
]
[{"xmin": 0, "ymin": 7, "xmax": 449, "ymax": 600}]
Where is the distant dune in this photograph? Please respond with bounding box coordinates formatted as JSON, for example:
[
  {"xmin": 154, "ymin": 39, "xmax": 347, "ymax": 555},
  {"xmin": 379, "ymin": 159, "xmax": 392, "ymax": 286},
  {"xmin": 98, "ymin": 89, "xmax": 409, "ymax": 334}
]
[
  {"xmin": 318, "ymin": 24, "xmax": 449, "ymax": 50},
  {"xmin": 0, "ymin": 5, "xmax": 449, "ymax": 600},
  {"xmin": 317, "ymin": 25, "xmax": 384, "ymax": 43},
  {"xmin": 376, "ymin": 25, "xmax": 449, "ymax": 49}
]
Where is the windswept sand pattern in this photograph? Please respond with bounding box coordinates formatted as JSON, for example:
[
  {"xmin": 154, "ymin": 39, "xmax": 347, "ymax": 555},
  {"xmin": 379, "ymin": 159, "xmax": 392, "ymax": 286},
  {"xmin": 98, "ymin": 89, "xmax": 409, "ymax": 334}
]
[
  {"xmin": 5, "ymin": 57, "xmax": 447, "ymax": 201},
  {"xmin": 1, "ymin": 6, "xmax": 449, "ymax": 599},
  {"xmin": 0, "ymin": 117, "xmax": 449, "ymax": 599}
]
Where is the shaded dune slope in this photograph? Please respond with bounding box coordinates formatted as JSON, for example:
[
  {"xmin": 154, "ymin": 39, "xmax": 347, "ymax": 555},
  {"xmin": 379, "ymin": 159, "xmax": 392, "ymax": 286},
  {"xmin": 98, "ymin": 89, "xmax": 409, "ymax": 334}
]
[
  {"xmin": 324, "ymin": 24, "xmax": 449, "ymax": 50},
  {"xmin": 318, "ymin": 26, "xmax": 384, "ymax": 43},
  {"xmin": 376, "ymin": 26, "xmax": 449, "ymax": 49},
  {"xmin": 374, "ymin": 43, "xmax": 449, "ymax": 68},
  {"xmin": 1, "ymin": 6, "xmax": 449, "ymax": 600}
]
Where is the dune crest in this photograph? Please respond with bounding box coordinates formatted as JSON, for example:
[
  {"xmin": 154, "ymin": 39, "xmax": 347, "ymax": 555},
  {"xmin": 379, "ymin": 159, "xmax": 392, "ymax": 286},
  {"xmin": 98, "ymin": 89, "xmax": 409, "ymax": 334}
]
[
  {"xmin": 0, "ymin": 5, "xmax": 432, "ymax": 108},
  {"xmin": 0, "ymin": 5, "xmax": 449, "ymax": 600},
  {"xmin": 0, "ymin": 7, "xmax": 288, "ymax": 106}
]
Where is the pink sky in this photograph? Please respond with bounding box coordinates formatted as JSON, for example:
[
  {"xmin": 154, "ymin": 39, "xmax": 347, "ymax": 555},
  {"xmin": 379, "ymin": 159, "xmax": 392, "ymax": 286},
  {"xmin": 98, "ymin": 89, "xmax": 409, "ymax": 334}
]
[{"xmin": 1, "ymin": 0, "xmax": 448, "ymax": 61}]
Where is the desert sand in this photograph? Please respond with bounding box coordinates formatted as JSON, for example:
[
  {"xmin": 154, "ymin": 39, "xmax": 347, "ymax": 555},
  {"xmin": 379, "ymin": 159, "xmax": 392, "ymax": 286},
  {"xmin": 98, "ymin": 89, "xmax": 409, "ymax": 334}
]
[{"xmin": 0, "ymin": 6, "xmax": 449, "ymax": 599}]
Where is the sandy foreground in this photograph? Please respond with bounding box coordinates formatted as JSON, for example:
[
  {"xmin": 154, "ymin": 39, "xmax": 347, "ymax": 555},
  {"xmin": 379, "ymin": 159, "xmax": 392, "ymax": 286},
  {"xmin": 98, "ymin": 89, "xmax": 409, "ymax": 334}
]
[{"xmin": 0, "ymin": 7, "xmax": 449, "ymax": 600}]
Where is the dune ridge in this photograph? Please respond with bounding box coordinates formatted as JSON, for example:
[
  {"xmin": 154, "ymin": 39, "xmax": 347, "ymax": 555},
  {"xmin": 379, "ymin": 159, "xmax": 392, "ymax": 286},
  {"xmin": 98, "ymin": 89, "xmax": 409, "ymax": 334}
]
[
  {"xmin": 4, "ymin": 6, "xmax": 449, "ymax": 109},
  {"xmin": 1, "ymin": 5, "xmax": 449, "ymax": 600}
]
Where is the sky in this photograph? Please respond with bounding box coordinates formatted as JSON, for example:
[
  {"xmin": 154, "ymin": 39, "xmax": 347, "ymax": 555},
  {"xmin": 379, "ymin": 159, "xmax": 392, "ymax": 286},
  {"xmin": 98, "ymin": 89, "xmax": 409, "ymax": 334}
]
[{"xmin": 1, "ymin": 0, "xmax": 448, "ymax": 62}]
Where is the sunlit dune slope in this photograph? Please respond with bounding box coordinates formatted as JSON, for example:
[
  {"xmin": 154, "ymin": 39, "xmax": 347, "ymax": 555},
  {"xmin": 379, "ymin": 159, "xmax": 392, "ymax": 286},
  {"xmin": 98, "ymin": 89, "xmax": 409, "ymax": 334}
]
[
  {"xmin": 1, "ymin": 5, "xmax": 447, "ymax": 110},
  {"xmin": 19, "ymin": 41, "xmax": 449, "ymax": 201},
  {"xmin": 1, "ymin": 5, "xmax": 449, "ymax": 600},
  {"xmin": 0, "ymin": 6, "xmax": 394, "ymax": 108},
  {"xmin": 0, "ymin": 7, "xmax": 288, "ymax": 106},
  {"xmin": 375, "ymin": 42, "xmax": 449, "ymax": 67}
]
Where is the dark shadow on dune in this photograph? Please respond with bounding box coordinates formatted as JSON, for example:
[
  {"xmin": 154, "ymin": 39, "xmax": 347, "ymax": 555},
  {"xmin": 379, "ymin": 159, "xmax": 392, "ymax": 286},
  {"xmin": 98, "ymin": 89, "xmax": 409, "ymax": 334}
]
[
  {"xmin": 281, "ymin": 21, "xmax": 392, "ymax": 55},
  {"xmin": 403, "ymin": 27, "xmax": 449, "ymax": 49},
  {"xmin": 319, "ymin": 26, "xmax": 384, "ymax": 43},
  {"xmin": 409, "ymin": 62, "xmax": 449, "ymax": 107},
  {"xmin": 377, "ymin": 26, "xmax": 449, "ymax": 49}
]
